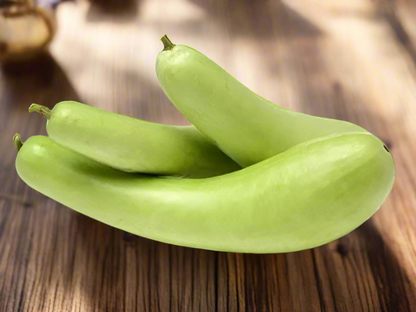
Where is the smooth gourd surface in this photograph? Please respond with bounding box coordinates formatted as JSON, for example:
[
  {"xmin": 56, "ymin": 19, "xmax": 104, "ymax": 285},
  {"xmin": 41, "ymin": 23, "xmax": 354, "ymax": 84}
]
[
  {"xmin": 44, "ymin": 101, "xmax": 240, "ymax": 178},
  {"xmin": 15, "ymin": 133, "xmax": 395, "ymax": 253},
  {"xmin": 156, "ymin": 44, "xmax": 369, "ymax": 167}
]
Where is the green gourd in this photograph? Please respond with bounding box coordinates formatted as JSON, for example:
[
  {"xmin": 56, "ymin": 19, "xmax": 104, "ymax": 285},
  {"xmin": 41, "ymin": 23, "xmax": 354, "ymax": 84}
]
[
  {"xmin": 29, "ymin": 102, "xmax": 240, "ymax": 178},
  {"xmin": 14, "ymin": 133, "xmax": 395, "ymax": 253},
  {"xmin": 156, "ymin": 36, "xmax": 369, "ymax": 167}
]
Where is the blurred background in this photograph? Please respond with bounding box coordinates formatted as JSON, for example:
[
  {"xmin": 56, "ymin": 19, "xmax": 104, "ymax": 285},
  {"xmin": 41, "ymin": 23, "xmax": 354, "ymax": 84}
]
[{"xmin": 1, "ymin": 0, "xmax": 416, "ymax": 311}]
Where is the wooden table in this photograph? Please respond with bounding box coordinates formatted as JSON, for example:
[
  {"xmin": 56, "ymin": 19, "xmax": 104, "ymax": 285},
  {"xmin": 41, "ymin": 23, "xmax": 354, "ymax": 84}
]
[{"xmin": 1, "ymin": 0, "xmax": 416, "ymax": 311}]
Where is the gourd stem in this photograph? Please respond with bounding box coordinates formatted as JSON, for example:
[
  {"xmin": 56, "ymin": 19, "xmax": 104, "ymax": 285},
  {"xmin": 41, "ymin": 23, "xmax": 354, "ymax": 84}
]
[
  {"xmin": 161, "ymin": 35, "xmax": 175, "ymax": 51},
  {"xmin": 29, "ymin": 103, "xmax": 51, "ymax": 119},
  {"xmin": 13, "ymin": 133, "xmax": 23, "ymax": 151}
]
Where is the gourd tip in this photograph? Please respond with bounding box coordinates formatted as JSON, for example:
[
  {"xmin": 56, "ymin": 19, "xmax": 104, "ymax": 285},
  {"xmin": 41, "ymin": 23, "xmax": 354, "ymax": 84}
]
[
  {"xmin": 13, "ymin": 133, "xmax": 23, "ymax": 151},
  {"xmin": 160, "ymin": 35, "xmax": 176, "ymax": 51},
  {"xmin": 29, "ymin": 103, "xmax": 52, "ymax": 119}
]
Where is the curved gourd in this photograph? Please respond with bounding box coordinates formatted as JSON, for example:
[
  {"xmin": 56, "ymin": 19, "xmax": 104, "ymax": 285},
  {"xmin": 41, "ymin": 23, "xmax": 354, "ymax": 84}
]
[
  {"xmin": 29, "ymin": 102, "xmax": 240, "ymax": 178},
  {"xmin": 156, "ymin": 36, "xmax": 369, "ymax": 167},
  {"xmin": 15, "ymin": 133, "xmax": 395, "ymax": 253}
]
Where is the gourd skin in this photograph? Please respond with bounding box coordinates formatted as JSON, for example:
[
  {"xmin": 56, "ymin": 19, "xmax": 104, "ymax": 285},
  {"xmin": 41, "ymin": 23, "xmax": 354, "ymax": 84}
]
[
  {"xmin": 156, "ymin": 45, "xmax": 369, "ymax": 167},
  {"xmin": 15, "ymin": 133, "xmax": 395, "ymax": 253},
  {"xmin": 44, "ymin": 101, "xmax": 240, "ymax": 178}
]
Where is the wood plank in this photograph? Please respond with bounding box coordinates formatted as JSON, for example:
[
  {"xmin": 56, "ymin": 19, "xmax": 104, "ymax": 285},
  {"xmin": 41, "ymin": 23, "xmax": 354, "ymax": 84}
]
[{"xmin": 0, "ymin": 0, "xmax": 415, "ymax": 311}]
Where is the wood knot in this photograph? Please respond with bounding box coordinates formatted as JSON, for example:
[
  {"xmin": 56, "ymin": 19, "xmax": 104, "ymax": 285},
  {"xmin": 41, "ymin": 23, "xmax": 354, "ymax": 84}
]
[
  {"xmin": 122, "ymin": 231, "xmax": 135, "ymax": 243},
  {"xmin": 336, "ymin": 243, "xmax": 348, "ymax": 257}
]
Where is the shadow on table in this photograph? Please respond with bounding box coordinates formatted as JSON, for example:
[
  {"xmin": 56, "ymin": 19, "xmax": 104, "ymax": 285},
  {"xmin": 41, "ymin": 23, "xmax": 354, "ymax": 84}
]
[
  {"xmin": 189, "ymin": 0, "xmax": 321, "ymax": 39},
  {"xmin": 66, "ymin": 208, "xmax": 414, "ymax": 311},
  {"xmin": 139, "ymin": 0, "xmax": 321, "ymax": 39},
  {"xmin": 355, "ymin": 220, "xmax": 412, "ymax": 311},
  {"xmin": 1, "ymin": 52, "xmax": 81, "ymax": 112},
  {"xmin": 86, "ymin": 0, "xmax": 140, "ymax": 23},
  {"xmin": 375, "ymin": 0, "xmax": 416, "ymax": 66}
]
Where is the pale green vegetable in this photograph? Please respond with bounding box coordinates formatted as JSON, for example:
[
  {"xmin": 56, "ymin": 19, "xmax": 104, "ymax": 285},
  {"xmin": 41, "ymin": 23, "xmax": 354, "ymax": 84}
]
[
  {"xmin": 29, "ymin": 102, "xmax": 240, "ymax": 178},
  {"xmin": 14, "ymin": 133, "xmax": 395, "ymax": 253},
  {"xmin": 156, "ymin": 36, "xmax": 369, "ymax": 167}
]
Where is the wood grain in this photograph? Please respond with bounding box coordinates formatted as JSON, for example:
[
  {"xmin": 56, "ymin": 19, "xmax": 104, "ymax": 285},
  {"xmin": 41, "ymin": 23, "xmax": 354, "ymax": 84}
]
[{"xmin": 1, "ymin": 0, "xmax": 416, "ymax": 311}]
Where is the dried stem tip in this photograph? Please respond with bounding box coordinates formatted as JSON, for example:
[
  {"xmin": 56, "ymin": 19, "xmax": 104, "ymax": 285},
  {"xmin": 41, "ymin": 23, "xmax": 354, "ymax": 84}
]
[
  {"xmin": 161, "ymin": 35, "xmax": 176, "ymax": 51},
  {"xmin": 13, "ymin": 133, "xmax": 23, "ymax": 151},
  {"xmin": 29, "ymin": 103, "xmax": 52, "ymax": 119}
]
